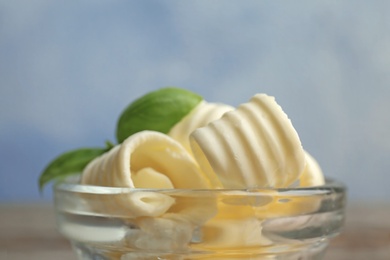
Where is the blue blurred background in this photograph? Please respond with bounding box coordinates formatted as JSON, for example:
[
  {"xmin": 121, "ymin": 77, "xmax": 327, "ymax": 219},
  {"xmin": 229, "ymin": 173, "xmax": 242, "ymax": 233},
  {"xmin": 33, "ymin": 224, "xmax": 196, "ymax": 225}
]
[{"xmin": 1, "ymin": 1, "xmax": 389, "ymax": 203}]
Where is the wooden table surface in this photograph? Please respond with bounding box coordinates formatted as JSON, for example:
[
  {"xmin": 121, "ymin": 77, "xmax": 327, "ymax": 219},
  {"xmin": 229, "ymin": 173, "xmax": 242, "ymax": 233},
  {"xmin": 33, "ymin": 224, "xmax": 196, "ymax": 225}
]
[{"xmin": 0, "ymin": 203, "xmax": 389, "ymax": 260}]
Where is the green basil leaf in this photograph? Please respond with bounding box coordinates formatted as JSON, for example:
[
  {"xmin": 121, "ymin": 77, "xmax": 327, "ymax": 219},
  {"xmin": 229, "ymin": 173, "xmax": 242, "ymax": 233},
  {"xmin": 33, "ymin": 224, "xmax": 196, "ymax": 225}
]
[
  {"xmin": 116, "ymin": 87, "xmax": 203, "ymax": 143},
  {"xmin": 38, "ymin": 147, "xmax": 106, "ymax": 192}
]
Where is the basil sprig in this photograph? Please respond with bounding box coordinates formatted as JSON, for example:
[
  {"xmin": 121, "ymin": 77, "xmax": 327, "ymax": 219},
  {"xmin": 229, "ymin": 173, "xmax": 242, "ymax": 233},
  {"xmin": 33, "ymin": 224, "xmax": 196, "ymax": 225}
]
[
  {"xmin": 116, "ymin": 87, "xmax": 202, "ymax": 143},
  {"xmin": 39, "ymin": 87, "xmax": 203, "ymax": 191},
  {"xmin": 38, "ymin": 147, "xmax": 107, "ymax": 192}
]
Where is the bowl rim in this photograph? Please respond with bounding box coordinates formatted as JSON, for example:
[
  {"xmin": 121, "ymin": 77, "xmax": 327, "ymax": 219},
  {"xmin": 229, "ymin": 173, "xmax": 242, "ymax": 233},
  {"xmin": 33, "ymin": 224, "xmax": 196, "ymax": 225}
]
[{"xmin": 53, "ymin": 177, "xmax": 346, "ymax": 196}]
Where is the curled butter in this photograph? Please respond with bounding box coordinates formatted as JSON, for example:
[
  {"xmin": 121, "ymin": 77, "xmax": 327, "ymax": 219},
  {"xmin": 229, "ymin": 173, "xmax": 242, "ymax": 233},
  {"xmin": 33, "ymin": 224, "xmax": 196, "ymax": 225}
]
[
  {"xmin": 190, "ymin": 94, "xmax": 306, "ymax": 189},
  {"xmin": 299, "ymin": 151, "xmax": 325, "ymax": 187},
  {"xmin": 168, "ymin": 101, "xmax": 234, "ymax": 155},
  {"xmin": 82, "ymin": 130, "xmax": 210, "ymax": 189},
  {"xmin": 81, "ymin": 131, "xmax": 212, "ymax": 217}
]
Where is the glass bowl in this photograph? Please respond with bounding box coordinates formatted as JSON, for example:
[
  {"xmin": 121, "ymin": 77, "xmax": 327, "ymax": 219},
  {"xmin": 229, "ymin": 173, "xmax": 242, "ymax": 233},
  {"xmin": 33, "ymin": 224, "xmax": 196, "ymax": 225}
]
[{"xmin": 53, "ymin": 178, "xmax": 346, "ymax": 260}]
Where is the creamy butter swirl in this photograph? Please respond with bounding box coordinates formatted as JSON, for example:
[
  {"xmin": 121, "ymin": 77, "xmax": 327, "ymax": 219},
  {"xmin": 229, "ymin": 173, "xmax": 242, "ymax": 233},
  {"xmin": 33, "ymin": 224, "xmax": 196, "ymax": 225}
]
[
  {"xmin": 81, "ymin": 131, "xmax": 212, "ymax": 217},
  {"xmin": 190, "ymin": 94, "xmax": 306, "ymax": 189},
  {"xmin": 81, "ymin": 130, "xmax": 210, "ymax": 189},
  {"xmin": 169, "ymin": 101, "xmax": 234, "ymax": 154}
]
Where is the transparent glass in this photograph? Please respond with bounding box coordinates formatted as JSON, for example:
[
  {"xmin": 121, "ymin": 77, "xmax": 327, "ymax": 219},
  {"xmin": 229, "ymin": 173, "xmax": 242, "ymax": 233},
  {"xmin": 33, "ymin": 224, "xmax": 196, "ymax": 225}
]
[{"xmin": 54, "ymin": 178, "xmax": 346, "ymax": 260}]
